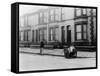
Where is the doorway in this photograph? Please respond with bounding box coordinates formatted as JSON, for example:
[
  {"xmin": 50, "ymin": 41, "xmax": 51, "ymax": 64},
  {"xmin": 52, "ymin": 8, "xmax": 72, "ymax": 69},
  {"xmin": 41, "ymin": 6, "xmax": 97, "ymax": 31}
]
[
  {"xmin": 67, "ymin": 25, "xmax": 71, "ymax": 45},
  {"xmin": 61, "ymin": 26, "xmax": 65, "ymax": 44}
]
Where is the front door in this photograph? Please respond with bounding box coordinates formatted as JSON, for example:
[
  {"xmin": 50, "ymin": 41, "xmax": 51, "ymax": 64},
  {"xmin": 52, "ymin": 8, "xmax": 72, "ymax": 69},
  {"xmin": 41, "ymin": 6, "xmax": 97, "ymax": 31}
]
[
  {"xmin": 67, "ymin": 25, "xmax": 71, "ymax": 45},
  {"xmin": 61, "ymin": 26, "xmax": 65, "ymax": 44}
]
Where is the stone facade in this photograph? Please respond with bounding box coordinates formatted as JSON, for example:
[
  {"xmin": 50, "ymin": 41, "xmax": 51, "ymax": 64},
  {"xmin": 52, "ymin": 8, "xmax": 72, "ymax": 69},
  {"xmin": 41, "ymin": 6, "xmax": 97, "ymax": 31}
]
[{"xmin": 19, "ymin": 7, "xmax": 97, "ymax": 46}]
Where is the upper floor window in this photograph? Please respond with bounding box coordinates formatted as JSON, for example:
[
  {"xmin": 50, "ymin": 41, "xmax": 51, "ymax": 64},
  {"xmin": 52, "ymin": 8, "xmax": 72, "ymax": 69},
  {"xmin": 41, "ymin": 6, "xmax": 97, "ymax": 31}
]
[
  {"xmin": 55, "ymin": 8, "xmax": 60, "ymax": 21},
  {"xmin": 93, "ymin": 9, "xmax": 96, "ymax": 16},
  {"xmin": 76, "ymin": 8, "xmax": 81, "ymax": 16},
  {"xmin": 50, "ymin": 9, "xmax": 54, "ymax": 22},
  {"xmin": 39, "ymin": 13, "xmax": 43, "ymax": 24},
  {"xmin": 87, "ymin": 9, "xmax": 92, "ymax": 16},
  {"xmin": 82, "ymin": 8, "xmax": 87, "ymax": 15},
  {"xmin": 24, "ymin": 16, "xmax": 28, "ymax": 26},
  {"xmin": 43, "ymin": 12, "xmax": 48, "ymax": 23},
  {"xmin": 62, "ymin": 8, "xmax": 66, "ymax": 20}
]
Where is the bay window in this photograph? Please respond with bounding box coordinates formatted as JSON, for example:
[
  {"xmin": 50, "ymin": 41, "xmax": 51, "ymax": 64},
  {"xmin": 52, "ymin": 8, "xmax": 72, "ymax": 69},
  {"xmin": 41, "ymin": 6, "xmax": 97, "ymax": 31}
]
[
  {"xmin": 76, "ymin": 25, "xmax": 82, "ymax": 40},
  {"xmin": 75, "ymin": 24, "xmax": 87, "ymax": 40}
]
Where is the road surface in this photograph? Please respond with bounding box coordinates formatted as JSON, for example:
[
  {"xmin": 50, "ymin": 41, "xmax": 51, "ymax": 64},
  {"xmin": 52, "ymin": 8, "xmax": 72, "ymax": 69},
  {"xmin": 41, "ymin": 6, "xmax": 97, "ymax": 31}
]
[{"xmin": 19, "ymin": 48, "xmax": 96, "ymax": 71}]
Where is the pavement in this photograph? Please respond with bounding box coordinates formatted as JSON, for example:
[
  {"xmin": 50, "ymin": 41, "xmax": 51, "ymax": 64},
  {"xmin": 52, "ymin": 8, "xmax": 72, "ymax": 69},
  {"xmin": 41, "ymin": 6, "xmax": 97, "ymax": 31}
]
[
  {"xmin": 19, "ymin": 52, "xmax": 96, "ymax": 71},
  {"xmin": 19, "ymin": 47, "xmax": 96, "ymax": 71},
  {"xmin": 19, "ymin": 47, "xmax": 96, "ymax": 58}
]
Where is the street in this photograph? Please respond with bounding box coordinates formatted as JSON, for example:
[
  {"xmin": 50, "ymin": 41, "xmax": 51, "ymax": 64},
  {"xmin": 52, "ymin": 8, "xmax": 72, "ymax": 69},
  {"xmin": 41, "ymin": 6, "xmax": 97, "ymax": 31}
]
[{"xmin": 19, "ymin": 48, "xmax": 96, "ymax": 71}]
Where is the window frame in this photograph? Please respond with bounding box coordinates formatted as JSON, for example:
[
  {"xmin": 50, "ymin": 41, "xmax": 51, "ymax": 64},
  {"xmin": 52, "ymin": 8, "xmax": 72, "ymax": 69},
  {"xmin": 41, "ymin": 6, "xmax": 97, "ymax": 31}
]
[
  {"xmin": 39, "ymin": 12, "xmax": 43, "ymax": 24},
  {"xmin": 24, "ymin": 30, "xmax": 29, "ymax": 41},
  {"xmin": 61, "ymin": 8, "xmax": 66, "ymax": 21},
  {"xmin": 43, "ymin": 11, "xmax": 48, "ymax": 23},
  {"xmin": 82, "ymin": 8, "xmax": 87, "ymax": 16},
  {"xmin": 50, "ymin": 9, "xmax": 55, "ymax": 22},
  {"xmin": 76, "ymin": 25, "xmax": 82, "ymax": 40},
  {"xmin": 75, "ymin": 8, "xmax": 82, "ymax": 17},
  {"xmin": 55, "ymin": 8, "xmax": 60, "ymax": 21},
  {"xmin": 75, "ymin": 23, "xmax": 87, "ymax": 41}
]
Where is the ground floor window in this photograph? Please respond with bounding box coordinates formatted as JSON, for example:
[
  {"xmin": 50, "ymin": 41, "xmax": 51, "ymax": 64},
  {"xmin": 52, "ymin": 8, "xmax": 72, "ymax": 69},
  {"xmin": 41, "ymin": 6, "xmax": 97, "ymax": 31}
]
[
  {"xmin": 75, "ymin": 24, "xmax": 87, "ymax": 40},
  {"xmin": 49, "ymin": 27, "xmax": 59, "ymax": 41},
  {"xmin": 39, "ymin": 28, "xmax": 47, "ymax": 41},
  {"xmin": 49, "ymin": 28, "xmax": 53, "ymax": 41},
  {"xmin": 44, "ymin": 29, "xmax": 47, "ymax": 41},
  {"xmin": 24, "ymin": 30, "xmax": 29, "ymax": 41},
  {"xmin": 55, "ymin": 27, "xmax": 59, "ymax": 41},
  {"xmin": 36, "ymin": 30, "xmax": 38, "ymax": 42}
]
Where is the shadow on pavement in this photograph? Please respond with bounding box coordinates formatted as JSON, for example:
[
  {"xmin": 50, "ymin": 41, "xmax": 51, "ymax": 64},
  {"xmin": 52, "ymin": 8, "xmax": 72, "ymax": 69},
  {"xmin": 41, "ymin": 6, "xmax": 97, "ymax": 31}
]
[
  {"xmin": 20, "ymin": 51, "xmax": 95, "ymax": 59},
  {"xmin": 65, "ymin": 57, "xmax": 95, "ymax": 59}
]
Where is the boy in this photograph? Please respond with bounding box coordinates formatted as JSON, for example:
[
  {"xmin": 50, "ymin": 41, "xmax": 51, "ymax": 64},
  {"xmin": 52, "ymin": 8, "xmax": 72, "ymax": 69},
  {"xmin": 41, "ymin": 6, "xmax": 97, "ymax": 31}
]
[{"xmin": 40, "ymin": 40, "xmax": 44, "ymax": 55}]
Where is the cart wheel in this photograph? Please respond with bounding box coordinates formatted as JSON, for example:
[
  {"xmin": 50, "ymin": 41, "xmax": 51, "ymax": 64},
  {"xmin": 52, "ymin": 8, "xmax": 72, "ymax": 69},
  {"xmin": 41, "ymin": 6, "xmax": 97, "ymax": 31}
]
[{"xmin": 73, "ymin": 52, "xmax": 77, "ymax": 58}]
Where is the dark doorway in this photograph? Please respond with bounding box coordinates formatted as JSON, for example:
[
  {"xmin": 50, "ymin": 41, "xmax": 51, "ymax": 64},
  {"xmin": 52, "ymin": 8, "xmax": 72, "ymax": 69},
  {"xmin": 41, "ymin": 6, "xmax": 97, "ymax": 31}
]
[
  {"xmin": 32, "ymin": 30, "xmax": 34, "ymax": 43},
  {"xmin": 67, "ymin": 25, "xmax": 71, "ymax": 45},
  {"xmin": 61, "ymin": 26, "xmax": 65, "ymax": 44}
]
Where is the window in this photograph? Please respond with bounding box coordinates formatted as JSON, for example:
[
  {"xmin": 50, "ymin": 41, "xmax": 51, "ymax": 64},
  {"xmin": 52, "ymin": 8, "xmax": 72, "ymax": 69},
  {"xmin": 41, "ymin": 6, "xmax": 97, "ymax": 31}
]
[
  {"xmin": 49, "ymin": 28, "xmax": 54, "ymax": 41},
  {"xmin": 82, "ymin": 8, "xmax": 87, "ymax": 15},
  {"xmin": 75, "ymin": 24, "xmax": 87, "ymax": 40},
  {"xmin": 76, "ymin": 8, "xmax": 81, "ymax": 16},
  {"xmin": 83, "ymin": 24, "xmax": 87, "ymax": 39},
  {"xmin": 76, "ymin": 25, "xmax": 82, "ymax": 40},
  {"xmin": 24, "ymin": 16, "xmax": 28, "ymax": 26},
  {"xmin": 36, "ymin": 30, "xmax": 38, "ymax": 42},
  {"xmin": 42, "ymin": 30, "xmax": 45, "ymax": 41},
  {"xmin": 44, "ymin": 29, "xmax": 47, "ymax": 41},
  {"xmin": 43, "ymin": 12, "xmax": 48, "ymax": 23},
  {"xmin": 40, "ymin": 29, "xmax": 44, "ymax": 41},
  {"xmin": 19, "ymin": 32, "xmax": 21, "ymax": 41},
  {"xmin": 24, "ymin": 31, "xmax": 28, "ymax": 41},
  {"xmin": 49, "ymin": 27, "xmax": 59, "ymax": 41},
  {"xmin": 39, "ymin": 30, "xmax": 42, "ymax": 41},
  {"xmin": 93, "ymin": 9, "xmax": 96, "ymax": 16},
  {"xmin": 50, "ymin": 9, "xmax": 54, "ymax": 22},
  {"xmin": 49, "ymin": 28, "xmax": 53, "ymax": 41},
  {"xmin": 55, "ymin": 9, "xmax": 60, "ymax": 21},
  {"xmin": 62, "ymin": 8, "xmax": 66, "ymax": 20},
  {"xmin": 39, "ymin": 29, "xmax": 47, "ymax": 41},
  {"xmin": 39, "ymin": 13, "xmax": 43, "ymax": 24},
  {"xmin": 87, "ymin": 9, "xmax": 91, "ymax": 16},
  {"xmin": 55, "ymin": 27, "xmax": 59, "ymax": 40},
  {"xmin": 53, "ymin": 28, "xmax": 55, "ymax": 40}
]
